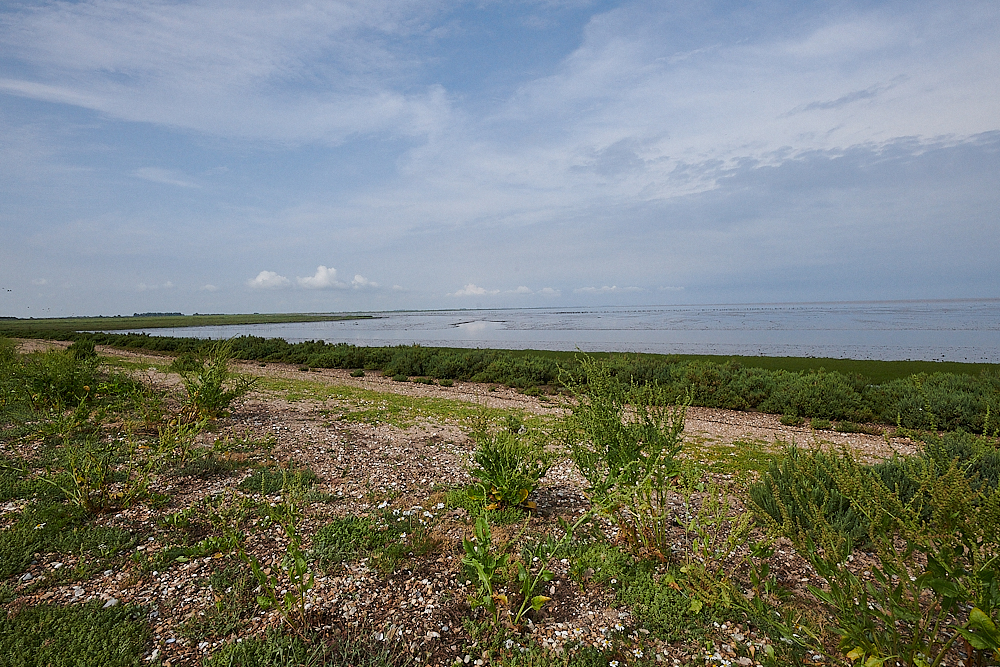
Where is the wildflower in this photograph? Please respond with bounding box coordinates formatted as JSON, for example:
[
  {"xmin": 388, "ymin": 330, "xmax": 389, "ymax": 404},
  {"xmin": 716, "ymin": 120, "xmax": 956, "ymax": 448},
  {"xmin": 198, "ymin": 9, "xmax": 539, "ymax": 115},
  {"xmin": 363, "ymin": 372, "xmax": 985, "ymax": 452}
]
[{"xmin": 34, "ymin": 523, "xmax": 45, "ymax": 530}]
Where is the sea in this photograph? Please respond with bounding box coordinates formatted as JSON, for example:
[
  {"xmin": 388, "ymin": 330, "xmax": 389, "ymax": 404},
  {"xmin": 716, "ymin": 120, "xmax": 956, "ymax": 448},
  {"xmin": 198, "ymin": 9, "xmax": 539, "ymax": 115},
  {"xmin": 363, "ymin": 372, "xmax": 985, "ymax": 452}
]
[{"xmin": 103, "ymin": 299, "xmax": 1000, "ymax": 363}]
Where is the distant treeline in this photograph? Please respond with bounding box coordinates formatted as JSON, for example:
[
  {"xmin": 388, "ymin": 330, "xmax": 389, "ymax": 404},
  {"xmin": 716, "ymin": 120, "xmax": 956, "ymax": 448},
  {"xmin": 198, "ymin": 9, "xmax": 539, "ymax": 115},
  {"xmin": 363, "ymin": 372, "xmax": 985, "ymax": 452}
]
[
  {"xmin": 133, "ymin": 312, "xmax": 184, "ymax": 317},
  {"xmin": 5, "ymin": 329, "xmax": 999, "ymax": 434}
]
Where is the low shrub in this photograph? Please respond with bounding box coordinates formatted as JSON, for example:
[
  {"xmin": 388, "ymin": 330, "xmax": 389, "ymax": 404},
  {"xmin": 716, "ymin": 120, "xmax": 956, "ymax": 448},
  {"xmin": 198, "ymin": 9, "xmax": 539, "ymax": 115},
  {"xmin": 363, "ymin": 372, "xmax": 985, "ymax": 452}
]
[{"xmin": 0, "ymin": 602, "xmax": 149, "ymax": 667}]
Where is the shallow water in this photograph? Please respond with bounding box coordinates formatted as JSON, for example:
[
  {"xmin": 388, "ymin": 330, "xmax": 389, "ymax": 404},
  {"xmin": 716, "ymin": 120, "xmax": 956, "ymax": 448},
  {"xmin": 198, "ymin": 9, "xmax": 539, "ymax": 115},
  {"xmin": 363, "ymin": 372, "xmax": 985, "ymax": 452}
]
[{"xmin": 102, "ymin": 300, "xmax": 1000, "ymax": 363}]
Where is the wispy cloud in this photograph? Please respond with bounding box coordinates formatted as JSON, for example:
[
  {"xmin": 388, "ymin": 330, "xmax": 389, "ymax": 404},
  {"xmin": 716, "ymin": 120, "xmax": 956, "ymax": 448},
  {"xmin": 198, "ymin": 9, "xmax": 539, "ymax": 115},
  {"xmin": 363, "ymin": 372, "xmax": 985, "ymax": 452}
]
[
  {"xmin": 133, "ymin": 167, "xmax": 199, "ymax": 188},
  {"xmin": 137, "ymin": 280, "xmax": 174, "ymax": 292},
  {"xmin": 0, "ymin": 1, "xmax": 454, "ymax": 143},
  {"xmin": 574, "ymin": 285, "xmax": 643, "ymax": 295},
  {"xmin": 787, "ymin": 76, "xmax": 909, "ymax": 115}
]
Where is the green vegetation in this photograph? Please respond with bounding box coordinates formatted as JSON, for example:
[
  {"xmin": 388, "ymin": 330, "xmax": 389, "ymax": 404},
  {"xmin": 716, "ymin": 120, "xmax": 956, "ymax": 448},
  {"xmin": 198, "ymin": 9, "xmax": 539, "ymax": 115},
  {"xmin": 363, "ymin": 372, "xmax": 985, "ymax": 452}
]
[
  {"xmin": 0, "ymin": 601, "xmax": 149, "ymax": 667},
  {"xmin": 7, "ymin": 338, "xmax": 1000, "ymax": 666},
  {"xmin": 178, "ymin": 340, "xmax": 259, "ymax": 418},
  {"xmin": 748, "ymin": 431, "xmax": 1000, "ymax": 665},
  {"xmin": 7, "ymin": 325, "xmax": 996, "ymax": 432},
  {"xmin": 203, "ymin": 630, "xmax": 414, "ymax": 667},
  {"xmin": 268, "ymin": 375, "xmax": 514, "ymax": 429},
  {"xmin": 466, "ymin": 413, "xmax": 554, "ymax": 510}
]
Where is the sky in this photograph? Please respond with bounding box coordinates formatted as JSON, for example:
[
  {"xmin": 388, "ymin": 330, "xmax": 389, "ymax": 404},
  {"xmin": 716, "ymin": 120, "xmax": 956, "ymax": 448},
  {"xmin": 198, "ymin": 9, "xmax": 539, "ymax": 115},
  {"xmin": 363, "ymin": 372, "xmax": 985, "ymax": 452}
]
[{"xmin": 1, "ymin": 0, "xmax": 998, "ymax": 317}]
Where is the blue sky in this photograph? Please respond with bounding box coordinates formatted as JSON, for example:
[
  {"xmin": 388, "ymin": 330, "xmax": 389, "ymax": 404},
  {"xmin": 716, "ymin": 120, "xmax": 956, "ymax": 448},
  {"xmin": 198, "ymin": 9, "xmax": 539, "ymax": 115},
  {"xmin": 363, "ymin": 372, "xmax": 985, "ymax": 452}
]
[{"xmin": 1, "ymin": 0, "xmax": 998, "ymax": 317}]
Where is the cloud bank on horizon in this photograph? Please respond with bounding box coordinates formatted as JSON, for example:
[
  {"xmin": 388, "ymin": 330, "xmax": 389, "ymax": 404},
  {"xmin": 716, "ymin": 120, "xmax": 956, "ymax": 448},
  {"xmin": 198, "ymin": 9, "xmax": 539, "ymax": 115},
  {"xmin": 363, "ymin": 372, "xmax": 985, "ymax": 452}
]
[{"xmin": 0, "ymin": 0, "xmax": 998, "ymax": 317}]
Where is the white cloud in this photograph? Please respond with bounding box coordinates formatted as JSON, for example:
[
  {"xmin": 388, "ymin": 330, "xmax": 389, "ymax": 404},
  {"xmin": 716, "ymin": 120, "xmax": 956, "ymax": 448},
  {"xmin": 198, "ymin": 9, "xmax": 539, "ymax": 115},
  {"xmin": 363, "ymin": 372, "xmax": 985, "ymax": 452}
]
[
  {"xmin": 509, "ymin": 286, "xmax": 533, "ymax": 294},
  {"xmin": 297, "ymin": 265, "xmax": 346, "ymax": 289},
  {"xmin": 351, "ymin": 274, "xmax": 378, "ymax": 289},
  {"xmin": 31, "ymin": 278, "xmax": 47, "ymax": 286},
  {"xmin": 537, "ymin": 287, "xmax": 561, "ymax": 297},
  {"xmin": 200, "ymin": 284, "xmax": 218, "ymax": 292},
  {"xmin": 133, "ymin": 167, "xmax": 199, "ymax": 188},
  {"xmin": 448, "ymin": 283, "xmax": 499, "ymax": 297},
  {"xmin": 248, "ymin": 270, "xmax": 291, "ymax": 289},
  {"xmin": 574, "ymin": 285, "xmax": 643, "ymax": 294},
  {"xmin": 136, "ymin": 280, "xmax": 174, "ymax": 292}
]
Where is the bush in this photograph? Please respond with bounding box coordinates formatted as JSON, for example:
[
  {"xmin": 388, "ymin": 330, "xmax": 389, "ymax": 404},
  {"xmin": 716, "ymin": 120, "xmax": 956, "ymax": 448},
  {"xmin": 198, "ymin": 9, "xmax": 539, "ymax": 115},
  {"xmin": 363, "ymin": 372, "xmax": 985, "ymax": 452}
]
[
  {"xmin": 67, "ymin": 338, "xmax": 97, "ymax": 361},
  {"xmin": 179, "ymin": 341, "xmax": 258, "ymax": 418},
  {"xmin": 748, "ymin": 446, "xmax": 869, "ymax": 551},
  {"xmin": 564, "ymin": 355, "xmax": 685, "ymax": 498},
  {"xmin": 18, "ymin": 350, "xmax": 100, "ymax": 410}
]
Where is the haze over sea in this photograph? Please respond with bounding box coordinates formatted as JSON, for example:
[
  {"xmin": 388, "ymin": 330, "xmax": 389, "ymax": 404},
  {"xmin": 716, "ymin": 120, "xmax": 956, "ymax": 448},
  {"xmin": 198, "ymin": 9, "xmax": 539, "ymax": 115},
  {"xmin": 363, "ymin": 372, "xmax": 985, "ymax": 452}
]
[{"xmin": 109, "ymin": 299, "xmax": 1000, "ymax": 364}]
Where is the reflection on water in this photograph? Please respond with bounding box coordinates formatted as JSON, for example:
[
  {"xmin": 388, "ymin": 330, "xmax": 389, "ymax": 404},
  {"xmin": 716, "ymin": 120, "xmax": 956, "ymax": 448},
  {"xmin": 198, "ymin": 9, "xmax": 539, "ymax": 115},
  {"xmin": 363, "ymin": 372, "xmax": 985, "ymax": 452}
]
[{"xmin": 99, "ymin": 300, "xmax": 1000, "ymax": 363}]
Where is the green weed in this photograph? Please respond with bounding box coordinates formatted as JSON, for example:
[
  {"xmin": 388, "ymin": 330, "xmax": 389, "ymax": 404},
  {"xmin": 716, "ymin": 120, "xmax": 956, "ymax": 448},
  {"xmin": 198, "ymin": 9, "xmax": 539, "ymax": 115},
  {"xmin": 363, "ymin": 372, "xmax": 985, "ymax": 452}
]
[{"xmin": 466, "ymin": 414, "xmax": 553, "ymax": 510}]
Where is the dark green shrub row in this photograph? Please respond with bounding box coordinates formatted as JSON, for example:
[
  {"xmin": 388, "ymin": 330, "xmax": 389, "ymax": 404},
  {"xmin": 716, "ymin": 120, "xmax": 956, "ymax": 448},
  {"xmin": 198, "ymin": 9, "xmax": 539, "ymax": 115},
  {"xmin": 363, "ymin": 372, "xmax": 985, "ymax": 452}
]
[{"xmin": 5, "ymin": 332, "xmax": 998, "ymax": 432}]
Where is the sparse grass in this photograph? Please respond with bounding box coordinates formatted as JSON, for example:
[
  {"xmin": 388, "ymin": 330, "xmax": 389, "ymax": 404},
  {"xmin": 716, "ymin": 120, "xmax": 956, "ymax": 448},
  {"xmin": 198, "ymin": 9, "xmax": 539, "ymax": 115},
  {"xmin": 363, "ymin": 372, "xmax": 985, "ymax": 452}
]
[
  {"xmin": 0, "ymin": 499, "xmax": 138, "ymax": 581},
  {"xmin": 265, "ymin": 376, "xmax": 520, "ymax": 429},
  {"xmin": 684, "ymin": 438, "xmax": 783, "ymax": 478},
  {"xmin": 179, "ymin": 562, "xmax": 257, "ymax": 641},
  {"xmin": 203, "ymin": 629, "xmax": 415, "ymax": 667},
  {"xmin": 239, "ymin": 466, "xmax": 318, "ymax": 496}
]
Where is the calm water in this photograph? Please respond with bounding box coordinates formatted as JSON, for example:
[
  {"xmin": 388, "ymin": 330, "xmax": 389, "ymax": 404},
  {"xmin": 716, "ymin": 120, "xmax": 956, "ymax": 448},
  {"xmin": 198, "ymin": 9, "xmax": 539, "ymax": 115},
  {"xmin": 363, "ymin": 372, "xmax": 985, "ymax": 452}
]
[{"xmin": 105, "ymin": 300, "xmax": 1000, "ymax": 363}]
